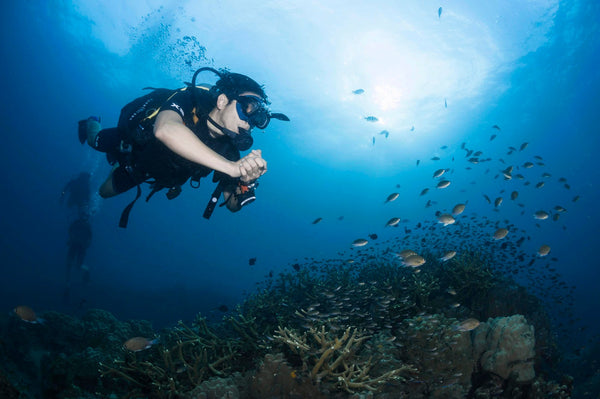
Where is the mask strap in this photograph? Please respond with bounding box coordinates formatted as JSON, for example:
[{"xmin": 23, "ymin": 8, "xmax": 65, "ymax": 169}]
[{"xmin": 207, "ymin": 115, "xmax": 239, "ymax": 139}]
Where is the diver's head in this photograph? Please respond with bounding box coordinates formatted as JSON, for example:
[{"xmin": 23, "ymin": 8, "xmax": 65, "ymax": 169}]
[
  {"xmin": 192, "ymin": 67, "xmax": 289, "ymax": 149},
  {"xmin": 213, "ymin": 72, "xmax": 271, "ymax": 130},
  {"xmin": 214, "ymin": 72, "xmax": 268, "ymax": 105}
]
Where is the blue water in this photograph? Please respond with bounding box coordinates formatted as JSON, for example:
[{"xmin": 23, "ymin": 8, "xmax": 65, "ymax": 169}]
[{"xmin": 1, "ymin": 0, "xmax": 598, "ymax": 366}]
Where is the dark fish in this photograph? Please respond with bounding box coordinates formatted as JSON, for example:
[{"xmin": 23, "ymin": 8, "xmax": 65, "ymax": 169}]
[
  {"xmin": 249, "ymin": 257, "xmax": 257, "ymax": 266},
  {"xmin": 416, "ymin": 159, "xmax": 420, "ymax": 166},
  {"xmin": 492, "ymin": 125, "xmax": 501, "ymax": 130},
  {"xmin": 438, "ymin": 6, "xmax": 442, "ymax": 18},
  {"xmin": 352, "ymin": 89, "xmax": 365, "ymax": 95},
  {"xmin": 364, "ymin": 116, "xmax": 379, "ymax": 122},
  {"xmin": 292, "ymin": 263, "xmax": 300, "ymax": 271},
  {"xmin": 385, "ymin": 192, "xmax": 400, "ymax": 203},
  {"xmin": 519, "ymin": 142, "xmax": 529, "ymax": 151},
  {"xmin": 444, "ymin": 98, "xmax": 447, "ymax": 108},
  {"xmin": 490, "ymin": 134, "xmax": 497, "ymax": 141},
  {"xmin": 379, "ymin": 130, "xmax": 389, "ymax": 138},
  {"xmin": 368, "ymin": 233, "xmax": 378, "ymax": 240},
  {"xmin": 420, "ymin": 188, "xmax": 429, "ymax": 196},
  {"xmin": 312, "ymin": 217, "xmax": 323, "ymax": 224},
  {"xmin": 431, "ymin": 156, "xmax": 441, "ymax": 161},
  {"xmin": 410, "ymin": 126, "xmax": 415, "ymax": 131},
  {"xmin": 483, "ymin": 194, "xmax": 491, "ymax": 204},
  {"xmin": 372, "ymin": 136, "xmax": 375, "ymax": 146}
]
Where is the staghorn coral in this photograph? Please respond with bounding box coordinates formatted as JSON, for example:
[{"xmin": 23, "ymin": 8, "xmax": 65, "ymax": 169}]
[
  {"xmin": 273, "ymin": 324, "xmax": 414, "ymax": 394},
  {"xmin": 100, "ymin": 318, "xmax": 247, "ymax": 398}
]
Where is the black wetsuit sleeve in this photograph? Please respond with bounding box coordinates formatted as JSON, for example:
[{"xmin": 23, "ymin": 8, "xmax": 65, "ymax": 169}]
[{"xmin": 161, "ymin": 90, "xmax": 195, "ymax": 122}]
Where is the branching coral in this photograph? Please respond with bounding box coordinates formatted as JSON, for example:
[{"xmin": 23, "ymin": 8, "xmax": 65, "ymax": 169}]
[
  {"xmin": 273, "ymin": 325, "xmax": 415, "ymax": 393},
  {"xmin": 99, "ymin": 318, "xmax": 243, "ymax": 398}
]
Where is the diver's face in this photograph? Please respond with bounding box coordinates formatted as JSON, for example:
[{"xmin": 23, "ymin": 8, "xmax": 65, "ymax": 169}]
[{"xmin": 220, "ymin": 92, "xmax": 263, "ymax": 133}]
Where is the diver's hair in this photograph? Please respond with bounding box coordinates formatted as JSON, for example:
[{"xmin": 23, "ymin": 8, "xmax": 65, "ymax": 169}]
[{"xmin": 213, "ymin": 69, "xmax": 269, "ymax": 104}]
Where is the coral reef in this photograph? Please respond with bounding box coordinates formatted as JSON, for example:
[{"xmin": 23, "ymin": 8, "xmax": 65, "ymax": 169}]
[
  {"xmin": 473, "ymin": 315, "xmax": 536, "ymax": 382},
  {"xmin": 274, "ymin": 324, "xmax": 415, "ymax": 393},
  {"xmin": 0, "ymin": 249, "xmax": 579, "ymax": 398}
]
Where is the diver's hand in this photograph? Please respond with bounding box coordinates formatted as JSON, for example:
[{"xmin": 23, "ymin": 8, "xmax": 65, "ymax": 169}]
[{"xmin": 238, "ymin": 149, "xmax": 267, "ymax": 182}]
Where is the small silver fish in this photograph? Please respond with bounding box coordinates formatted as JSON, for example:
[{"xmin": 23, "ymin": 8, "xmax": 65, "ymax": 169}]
[
  {"xmin": 439, "ymin": 251, "xmax": 456, "ymax": 262},
  {"xmin": 385, "ymin": 192, "xmax": 400, "ymax": 203},
  {"xmin": 385, "ymin": 217, "xmax": 401, "ymax": 227},
  {"xmin": 437, "ymin": 180, "xmax": 451, "ymax": 189},
  {"xmin": 352, "ymin": 238, "xmax": 369, "ymax": 247}
]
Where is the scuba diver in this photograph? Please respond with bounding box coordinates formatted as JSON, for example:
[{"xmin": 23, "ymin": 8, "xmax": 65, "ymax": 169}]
[
  {"xmin": 65, "ymin": 212, "xmax": 93, "ymax": 300},
  {"xmin": 78, "ymin": 67, "xmax": 289, "ymax": 227},
  {"xmin": 60, "ymin": 172, "xmax": 91, "ymax": 213}
]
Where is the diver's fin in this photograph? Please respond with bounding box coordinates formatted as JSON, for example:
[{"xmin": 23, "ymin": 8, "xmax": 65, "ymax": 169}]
[
  {"xmin": 78, "ymin": 120, "xmax": 88, "ymax": 144},
  {"xmin": 270, "ymin": 112, "xmax": 290, "ymax": 122}
]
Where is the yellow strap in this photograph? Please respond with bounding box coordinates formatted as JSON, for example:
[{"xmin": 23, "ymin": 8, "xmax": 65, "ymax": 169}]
[{"xmin": 141, "ymin": 86, "xmax": 210, "ymax": 123}]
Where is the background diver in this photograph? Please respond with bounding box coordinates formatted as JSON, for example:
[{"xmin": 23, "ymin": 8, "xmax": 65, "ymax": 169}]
[{"xmin": 64, "ymin": 212, "xmax": 93, "ymax": 301}]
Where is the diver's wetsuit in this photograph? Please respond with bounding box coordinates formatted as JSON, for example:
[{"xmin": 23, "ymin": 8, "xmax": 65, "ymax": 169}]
[{"xmin": 91, "ymin": 89, "xmax": 240, "ymax": 194}]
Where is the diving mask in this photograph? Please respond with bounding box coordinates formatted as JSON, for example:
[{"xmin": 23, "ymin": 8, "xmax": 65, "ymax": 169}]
[{"xmin": 236, "ymin": 95, "xmax": 290, "ymax": 130}]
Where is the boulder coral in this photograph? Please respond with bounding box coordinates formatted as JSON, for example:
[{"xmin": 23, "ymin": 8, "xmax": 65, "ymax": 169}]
[{"xmin": 473, "ymin": 314, "xmax": 535, "ymax": 382}]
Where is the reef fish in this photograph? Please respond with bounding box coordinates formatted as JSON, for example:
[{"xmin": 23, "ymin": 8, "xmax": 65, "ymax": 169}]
[
  {"xmin": 385, "ymin": 217, "xmax": 401, "ymax": 227},
  {"xmin": 538, "ymin": 245, "xmax": 551, "ymax": 257},
  {"xmin": 534, "ymin": 210, "xmax": 550, "ymax": 220},
  {"xmin": 437, "ymin": 180, "xmax": 451, "ymax": 189},
  {"xmin": 455, "ymin": 318, "xmax": 480, "ymax": 332},
  {"xmin": 14, "ymin": 305, "xmax": 41, "ymax": 323},
  {"xmin": 433, "ymin": 169, "xmax": 446, "ymax": 178},
  {"xmin": 385, "ymin": 193, "xmax": 400, "ymax": 203},
  {"xmin": 123, "ymin": 337, "xmax": 159, "ymax": 352},
  {"xmin": 439, "ymin": 251, "xmax": 457, "ymax": 262},
  {"xmin": 402, "ymin": 254, "xmax": 426, "ymax": 267},
  {"xmin": 452, "ymin": 203, "xmax": 466, "ymax": 215},
  {"xmin": 493, "ymin": 228, "xmax": 509, "ymax": 240},
  {"xmin": 398, "ymin": 249, "xmax": 417, "ymax": 259},
  {"xmin": 352, "ymin": 238, "xmax": 369, "ymax": 247},
  {"xmin": 437, "ymin": 214, "xmax": 456, "ymax": 226}
]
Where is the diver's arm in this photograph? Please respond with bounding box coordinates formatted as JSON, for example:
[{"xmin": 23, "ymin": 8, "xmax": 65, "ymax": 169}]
[{"xmin": 154, "ymin": 110, "xmax": 241, "ymax": 178}]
